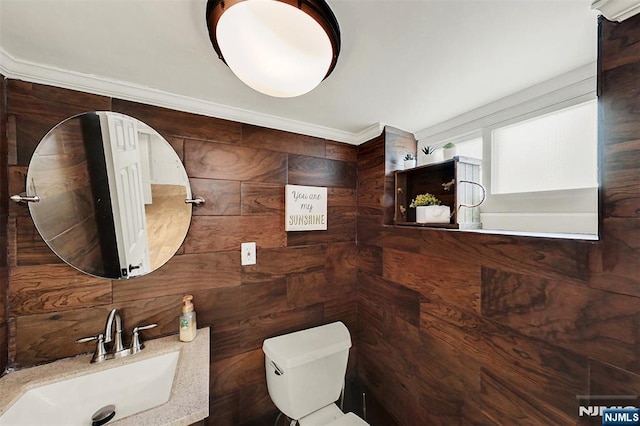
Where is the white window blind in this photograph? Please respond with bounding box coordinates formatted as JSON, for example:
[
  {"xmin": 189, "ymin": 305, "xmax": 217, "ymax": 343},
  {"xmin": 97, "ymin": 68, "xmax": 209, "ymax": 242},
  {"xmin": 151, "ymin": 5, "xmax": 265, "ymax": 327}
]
[{"xmin": 491, "ymin": 100, "xmax": 597, "ymax": 195}]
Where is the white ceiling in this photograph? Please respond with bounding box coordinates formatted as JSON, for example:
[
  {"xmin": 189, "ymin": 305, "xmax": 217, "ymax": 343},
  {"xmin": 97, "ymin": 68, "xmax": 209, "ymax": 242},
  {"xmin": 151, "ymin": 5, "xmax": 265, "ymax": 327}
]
[{"xmin": 0, "ymin": 0, "xmax": 598, "ymax": 144}]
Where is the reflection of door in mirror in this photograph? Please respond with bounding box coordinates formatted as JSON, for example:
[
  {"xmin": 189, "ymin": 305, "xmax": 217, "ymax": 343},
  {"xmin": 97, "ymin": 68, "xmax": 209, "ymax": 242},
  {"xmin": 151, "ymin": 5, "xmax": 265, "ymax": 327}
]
[
  {"xmin": 25, "ymin": 112, "xmax": 193, "ymax": 279},
  {"xmin": 100, "ymin": 113, "xmax": 150, "ymax": 278}
]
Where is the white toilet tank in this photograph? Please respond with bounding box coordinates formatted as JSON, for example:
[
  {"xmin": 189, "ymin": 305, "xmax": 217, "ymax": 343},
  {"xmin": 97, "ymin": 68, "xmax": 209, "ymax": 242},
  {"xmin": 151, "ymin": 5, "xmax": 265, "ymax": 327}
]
[{"xmin": 262, "ymin": 322, "xmax": 352, "ymax": 420}]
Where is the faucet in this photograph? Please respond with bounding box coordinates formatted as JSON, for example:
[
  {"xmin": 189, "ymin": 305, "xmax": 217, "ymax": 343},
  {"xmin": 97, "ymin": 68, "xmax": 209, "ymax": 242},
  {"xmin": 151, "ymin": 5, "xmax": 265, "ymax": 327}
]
[
  {"xmin": 76, "ymin": 309, "xmax": 158, "ymax": 363},
  {"xmin": 104, "ymin": 308, "xmax": 128, "ymax": 358}
]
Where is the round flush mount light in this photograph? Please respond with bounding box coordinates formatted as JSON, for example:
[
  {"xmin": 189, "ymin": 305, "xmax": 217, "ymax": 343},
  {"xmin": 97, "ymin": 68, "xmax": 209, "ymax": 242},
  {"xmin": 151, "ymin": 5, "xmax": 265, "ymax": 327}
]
[{"xmin": 206, "ymin": 0, "xmax": 341, "ymax": 98}]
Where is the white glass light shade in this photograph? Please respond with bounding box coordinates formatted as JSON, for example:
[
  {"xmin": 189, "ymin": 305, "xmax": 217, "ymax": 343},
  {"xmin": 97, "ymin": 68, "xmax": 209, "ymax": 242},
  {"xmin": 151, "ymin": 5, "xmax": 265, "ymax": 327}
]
[{"xmin": 215, "ymin": 1, "xmax": 335, "ymax": 97}]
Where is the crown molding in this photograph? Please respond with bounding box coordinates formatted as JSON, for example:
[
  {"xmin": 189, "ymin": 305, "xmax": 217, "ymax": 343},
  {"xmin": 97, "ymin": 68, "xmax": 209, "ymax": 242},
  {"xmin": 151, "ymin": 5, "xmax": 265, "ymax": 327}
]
[
  {"xmin": 354, "ymin": 122, "xmax": 384, "ymax": 144},
  {"xmin": 0, "ymin": 47, "xmax": 379, "ymax": 145},
  {"xmin": 414, "ymin": 62, "xmax": 596, "ymax": 141},
  {"xmin": 591, "ymin": 0, "xmax": 640, "ymax": 21}
]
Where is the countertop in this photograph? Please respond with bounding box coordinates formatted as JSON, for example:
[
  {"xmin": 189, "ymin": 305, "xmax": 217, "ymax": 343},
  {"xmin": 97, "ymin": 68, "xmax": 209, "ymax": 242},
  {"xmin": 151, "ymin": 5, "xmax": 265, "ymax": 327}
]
[{"xmin": 0, "ymin": 327, "xmax": 210, "ymax": 425}]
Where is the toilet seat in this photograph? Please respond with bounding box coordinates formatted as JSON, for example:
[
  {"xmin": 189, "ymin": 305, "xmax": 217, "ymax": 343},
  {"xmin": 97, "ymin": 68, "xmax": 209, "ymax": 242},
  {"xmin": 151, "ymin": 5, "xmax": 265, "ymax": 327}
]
[
  {"xmin": 297, "ymin": 404, "xmax": 369, "ymax": 426},
  {"xmin": 326, "ymin": 412, "xmax": 369, "ymax": 426}
]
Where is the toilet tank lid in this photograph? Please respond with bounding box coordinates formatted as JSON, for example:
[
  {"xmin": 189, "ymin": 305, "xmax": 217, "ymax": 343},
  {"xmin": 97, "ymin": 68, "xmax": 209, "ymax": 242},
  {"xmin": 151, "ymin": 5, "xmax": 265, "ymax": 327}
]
[{"xmin": 262, "ymin": 322, "xmax": 352, "ymax": 369}]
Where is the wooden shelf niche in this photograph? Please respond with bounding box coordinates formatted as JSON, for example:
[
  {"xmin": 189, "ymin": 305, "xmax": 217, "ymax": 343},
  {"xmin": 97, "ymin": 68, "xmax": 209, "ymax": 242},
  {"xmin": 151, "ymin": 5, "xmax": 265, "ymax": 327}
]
[{"xmin": 394, "ymin": 156, "xmax": 483, "ymax": 229}]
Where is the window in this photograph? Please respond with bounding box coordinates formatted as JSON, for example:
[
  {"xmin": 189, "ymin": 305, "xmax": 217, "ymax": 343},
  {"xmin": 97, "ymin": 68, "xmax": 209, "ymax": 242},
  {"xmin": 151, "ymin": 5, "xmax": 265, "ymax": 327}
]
[
  {"xmin": 416, "ymin": 65, "xmax": 598, "ymax": 238},
  {"xmin": 491, "ymin": 100, "xmax": 597, "ymax": 194},
  {"xmin": 481, "ymin": 99, "xmax": 598, "ymax": 235}
]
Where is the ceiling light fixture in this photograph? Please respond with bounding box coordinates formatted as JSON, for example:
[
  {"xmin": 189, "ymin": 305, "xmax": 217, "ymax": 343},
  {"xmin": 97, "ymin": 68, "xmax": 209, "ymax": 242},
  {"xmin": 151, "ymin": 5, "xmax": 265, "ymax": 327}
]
[{"xmin": 206, "ymin": 0, "xmax": 341, "ymax": 98}]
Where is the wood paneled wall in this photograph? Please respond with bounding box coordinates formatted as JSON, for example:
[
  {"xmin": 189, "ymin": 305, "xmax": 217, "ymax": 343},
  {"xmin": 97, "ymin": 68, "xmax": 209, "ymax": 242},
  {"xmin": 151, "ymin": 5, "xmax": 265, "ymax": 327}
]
[
  {"xmin": 355, "ymin": 15, "xmax": 640, "ymax": 426},
  {"xmin": 1, "ymin": 81, "xmax": 358, "ymax": 425},
  {"xmin": 0, "ymin": 75, "xmax": 8, "ymax": 374}
]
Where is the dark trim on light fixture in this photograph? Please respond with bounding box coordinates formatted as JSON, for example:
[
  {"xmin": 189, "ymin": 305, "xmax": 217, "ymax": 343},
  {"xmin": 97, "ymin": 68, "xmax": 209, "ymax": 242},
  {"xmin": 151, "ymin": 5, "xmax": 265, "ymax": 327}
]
[{"xmin": 205, "ymin": 0, "xmax": 341, "ymax": 81}]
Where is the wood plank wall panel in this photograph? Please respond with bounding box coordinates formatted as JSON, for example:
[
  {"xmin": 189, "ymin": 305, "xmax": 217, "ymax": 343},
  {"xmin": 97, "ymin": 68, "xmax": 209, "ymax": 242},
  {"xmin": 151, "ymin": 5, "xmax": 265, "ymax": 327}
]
[
  {"xmin": 383, "ymin": 127, "xmax": 417, "ymax": 224},
  {"xmin": 241, "ymin": 124, "xmax": 325, "ymax": 157},
  {"xmin": 355, "ymin": 16, "xmax": 640, "ymax": 425},
  {"xmin": 113, "ymin": 100, "xmax": 242, "ymax": 144},
  {"xmin": 1, "ymin": 74, "xmax": 8, "ymax": 374},
  {"xmin": 326, "ymin": 140, "xmax": 358, "ymax": 162},
  {"xmin": 597, "ymin": 15, "xmax": 640, "ymax": 301},
  {"xmin": 112, "ymin": 251, "xmax": 241, "ymax": 303},
  {"xmin": 288, "ymin": 154, "xmax": 357, "ymax": 189},
  {"xmin": 481, "ymin": 267, "xmax": 639, "ymax": 372},
  {"xmin": 240, "ymin": 182, "xmax": 283, "ymax": 216},
  {"xmin": 9, "ymin": 265, "xmax": 111, "ymax": 315},
  {"xmin": 190, "ymin": 178, "xmax": 241, "ymax": 216},
  {"xmin": 7, "ymin": 166, "xmax": 27, "ymax": 218},
  {"xmin": 1, "ymin": 85, "xmax": 358, "ymax": 425},
  {"xmin": 184, "ymin": 139, "xmax": 287, "ymax": 183},
  {"xmin": 185, "ymin": 215, "xmax": 286, "ymax": 253},
  {"xmin": 479, "ymin": 368, "xmax": 572, "ymax": 425},
  {"xmin": 357, "ymin": 135, "xmax": 384, "ymax": 211},
  {"xmin": 589, "ymin": 358, "xmax": 640, "ymax": 397},
  {"xmin": 11, "ymin": 214, "xmax": 64, "ymax": 266}
]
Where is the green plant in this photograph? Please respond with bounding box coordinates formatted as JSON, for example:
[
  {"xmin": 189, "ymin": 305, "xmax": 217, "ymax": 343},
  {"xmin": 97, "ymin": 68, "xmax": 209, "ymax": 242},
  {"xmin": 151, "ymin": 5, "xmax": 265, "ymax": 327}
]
[
  {"xmin": 404, "ymin": 153, "xmax": 416, "ymax": 161},
  {"xmin": 409, "ymin": 193, "xmax": 441, "ymax": 208},
  {"xmin": 421, "ymin": 146, "xmax": 434, "ymax": 155},
  {"xmin": 443, "ymin": 142, "xmax": 456, "ymax": 149}
]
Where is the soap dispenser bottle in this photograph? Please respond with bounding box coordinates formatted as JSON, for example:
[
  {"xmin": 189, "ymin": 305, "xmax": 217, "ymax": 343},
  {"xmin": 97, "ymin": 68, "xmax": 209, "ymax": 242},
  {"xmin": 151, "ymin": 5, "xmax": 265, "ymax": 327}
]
[{"xmin": 179, "ymin": 295, "xmax": 197, "ymax": 342}]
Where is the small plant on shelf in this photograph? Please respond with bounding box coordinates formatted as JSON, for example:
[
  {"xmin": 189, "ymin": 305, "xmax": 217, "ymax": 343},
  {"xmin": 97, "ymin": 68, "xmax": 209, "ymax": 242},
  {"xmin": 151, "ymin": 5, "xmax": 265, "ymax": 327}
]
[
  {"xmin": 409, "ymin": 193, "xmax": 449, "ymax": 223},
  {"xmin": 409, "ymin": 193, "xmax": 441, "ymax": 208},
  {"xmin": 421, "ymin": 146, "xmax": 435, "ymax": 155},
  {"xmin": 442, "ymin": 142, "xmax": 457, "ymax": 160},
  {"xmin": 404, "ymin": 153, "xmax": 416, "ymax": 161}
]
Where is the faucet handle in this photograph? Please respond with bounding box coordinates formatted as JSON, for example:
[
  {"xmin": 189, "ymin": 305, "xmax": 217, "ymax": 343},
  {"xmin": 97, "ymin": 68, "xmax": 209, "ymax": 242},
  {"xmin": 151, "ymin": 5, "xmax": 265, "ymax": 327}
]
[
  {"xmin": 76, "ymin": 333, "xmax": 107, "ymax": 364},
  {"xmin": 130, "ymin": 323, "xmax": 158, "ymax": 354}
]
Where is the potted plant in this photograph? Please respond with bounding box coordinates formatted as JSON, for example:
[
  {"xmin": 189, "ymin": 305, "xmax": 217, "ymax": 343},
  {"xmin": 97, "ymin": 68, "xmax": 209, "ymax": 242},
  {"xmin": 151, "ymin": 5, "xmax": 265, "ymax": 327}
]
[
  {"xmin": 409, "ymin": 193, "xmax": 450, "ymax": 223},
  {"xmin": 442, "ymin": 142, "xmax": 457, "ymax": 160},
  {"xmin": 403, "ymin": 153, "xmax": 416, "ymax": 169},
  {"xmin": 420, "ymin": 145, "xmax": 443, "ymax": 165}
]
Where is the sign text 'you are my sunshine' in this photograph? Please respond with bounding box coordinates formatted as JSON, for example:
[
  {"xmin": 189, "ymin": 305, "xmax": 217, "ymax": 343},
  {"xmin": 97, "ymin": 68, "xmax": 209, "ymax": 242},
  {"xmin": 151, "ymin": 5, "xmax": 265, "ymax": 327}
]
[{"xmin": 285, "ymin": 184, "xmax": 327, "ymax": 231}]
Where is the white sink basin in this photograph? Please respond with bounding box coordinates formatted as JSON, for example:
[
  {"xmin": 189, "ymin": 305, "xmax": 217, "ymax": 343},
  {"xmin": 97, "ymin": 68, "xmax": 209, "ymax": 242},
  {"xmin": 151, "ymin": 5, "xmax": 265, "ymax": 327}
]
[{"xmin": 0, "ymin": 350, "xmax": 179, "ymax": 426}]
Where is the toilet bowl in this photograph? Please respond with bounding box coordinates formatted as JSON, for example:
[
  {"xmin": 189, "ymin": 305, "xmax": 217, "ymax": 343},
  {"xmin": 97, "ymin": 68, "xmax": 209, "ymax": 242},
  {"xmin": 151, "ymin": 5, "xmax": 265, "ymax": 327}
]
[{"xmin": 262, "ymin": 322, "xmax": 369, "ymax": 426}]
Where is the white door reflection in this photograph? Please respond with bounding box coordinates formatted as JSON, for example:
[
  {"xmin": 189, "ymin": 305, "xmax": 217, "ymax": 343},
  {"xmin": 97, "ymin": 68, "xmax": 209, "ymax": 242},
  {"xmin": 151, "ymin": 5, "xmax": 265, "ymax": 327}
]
[
  {"xmin": 24, "ymin": 111, "xmax": 192, "ymax": 279},
  {"xmin": 100, "ymin": 113, "xmax": 150, "ymax": 278}
]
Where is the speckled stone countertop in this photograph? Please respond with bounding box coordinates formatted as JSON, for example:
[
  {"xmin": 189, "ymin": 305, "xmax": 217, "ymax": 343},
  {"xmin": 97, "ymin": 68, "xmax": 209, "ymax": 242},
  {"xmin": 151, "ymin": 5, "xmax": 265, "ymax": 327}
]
[{"xmin": 0, "ymin": 327, "xmax": 210, "ymax": 425}]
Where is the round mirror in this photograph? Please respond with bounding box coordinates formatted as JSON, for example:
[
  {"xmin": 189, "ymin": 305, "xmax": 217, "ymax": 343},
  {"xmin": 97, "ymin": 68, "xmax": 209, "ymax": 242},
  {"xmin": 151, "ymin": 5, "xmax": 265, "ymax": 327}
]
[{"xmin": 24, "ymin": 112, "xmax": 192, "ymax": 279}]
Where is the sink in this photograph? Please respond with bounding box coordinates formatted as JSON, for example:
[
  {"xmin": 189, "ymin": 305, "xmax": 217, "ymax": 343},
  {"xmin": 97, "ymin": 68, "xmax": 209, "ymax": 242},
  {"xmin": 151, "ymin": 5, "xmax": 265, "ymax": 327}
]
[{"xmin": 0, "ymin": 350, "xmax": 179, "ymax": 426}]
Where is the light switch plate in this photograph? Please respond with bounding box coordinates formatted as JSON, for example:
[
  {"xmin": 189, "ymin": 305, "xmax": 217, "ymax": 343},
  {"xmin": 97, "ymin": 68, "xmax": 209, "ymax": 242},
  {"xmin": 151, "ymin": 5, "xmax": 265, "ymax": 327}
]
[{"xmin": 241, "ymin": 242, "xmax": 256, "ymax": 266}]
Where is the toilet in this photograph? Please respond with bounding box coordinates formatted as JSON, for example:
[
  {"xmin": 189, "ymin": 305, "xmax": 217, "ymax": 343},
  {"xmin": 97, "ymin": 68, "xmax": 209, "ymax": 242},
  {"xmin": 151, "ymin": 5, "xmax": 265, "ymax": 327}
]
[{"xmin": 262, "ymin": 322, "xmax": 369, "ymax": 426}]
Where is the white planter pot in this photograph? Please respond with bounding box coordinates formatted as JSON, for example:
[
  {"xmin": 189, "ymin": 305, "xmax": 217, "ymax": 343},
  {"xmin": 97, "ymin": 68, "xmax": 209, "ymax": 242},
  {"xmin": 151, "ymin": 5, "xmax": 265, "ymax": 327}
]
[
  {"xmin": 443, "ymin": 147, "xmax": 457, "ymax": 160},
  {"xmin": 403, "ymin": 159, "xmax": 416, "ymax": 169},
  {"xmin": 419, "ymin": 149, "xmax": 444, "ymax": 166},
  {"xmin": 416, "ymin": 205, "xmax": 450, "ymax": 224}
]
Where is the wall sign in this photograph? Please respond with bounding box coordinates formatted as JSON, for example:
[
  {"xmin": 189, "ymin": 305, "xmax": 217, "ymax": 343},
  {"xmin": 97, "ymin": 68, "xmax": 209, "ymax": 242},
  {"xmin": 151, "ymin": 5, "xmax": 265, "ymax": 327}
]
[{"xmin": 285, "ymin": 184, "xmax": 327, "ymax": 231}]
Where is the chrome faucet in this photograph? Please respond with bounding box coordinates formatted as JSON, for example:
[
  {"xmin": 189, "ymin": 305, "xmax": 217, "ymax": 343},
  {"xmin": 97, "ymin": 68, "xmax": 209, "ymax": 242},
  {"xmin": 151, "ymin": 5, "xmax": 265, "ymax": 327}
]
[
  {"xmin": 104, "ymin": 309, "xmax": 128, "ymax": 358},
  {"xmin": 76, "ymin": 308, "xmax": 158, "ymax": 363}
]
